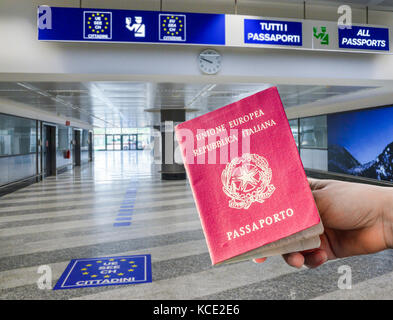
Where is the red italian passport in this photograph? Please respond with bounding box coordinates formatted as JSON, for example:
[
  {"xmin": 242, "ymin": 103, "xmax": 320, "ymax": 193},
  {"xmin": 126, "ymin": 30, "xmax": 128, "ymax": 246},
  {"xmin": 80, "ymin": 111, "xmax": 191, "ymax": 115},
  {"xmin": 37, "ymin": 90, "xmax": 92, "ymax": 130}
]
[{"xmin": 175, "ymin": 87, "xmax": 323, "ymax": 265}]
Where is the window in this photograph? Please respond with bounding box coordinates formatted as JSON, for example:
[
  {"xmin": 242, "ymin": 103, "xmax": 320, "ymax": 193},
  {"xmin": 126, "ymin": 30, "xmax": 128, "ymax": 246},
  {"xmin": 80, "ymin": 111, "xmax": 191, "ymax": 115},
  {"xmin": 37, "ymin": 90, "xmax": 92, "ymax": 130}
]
[
  {"xmin": 94, "ymin": 134, "xmax": 106, "ymax": 150},
  {"xmin": 288, "ymin": 119, "xmax": 299, "ymax": 148},
  {"xmin": 0, "ymin": 113, "xmax": 37, "ymax": 156},
  {"xmin": 93, "ymin": 128, "xmax": 153, "ymax": 151},
  {"xmin": 93, "ymin": 128, "xmax": 105, "ymax": 135},
  {"xmin": 300, "ymin": 115, "xmax": 327, "ymax": 149},
  {"xmin": 106, "ymin": 128, "xmax": 122, "ymax": 134},
  {"xmin": 122, "ymin": 128, "xmax": 137, "ymax": 134},
  {"xmin": 58, "ymin": 126, "xmax": 71, "ymax": 151},
  {"xmin": 82, "ymin": 130, "xmax": 89, "ymax": 148}
]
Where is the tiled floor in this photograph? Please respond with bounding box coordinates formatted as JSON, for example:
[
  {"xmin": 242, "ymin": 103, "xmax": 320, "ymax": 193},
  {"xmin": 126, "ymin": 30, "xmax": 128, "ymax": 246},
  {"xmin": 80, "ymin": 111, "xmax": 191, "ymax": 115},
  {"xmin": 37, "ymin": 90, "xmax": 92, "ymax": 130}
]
[{"xmin": 0, "ymin": 151, "xmax": 392, "ymax": 299}]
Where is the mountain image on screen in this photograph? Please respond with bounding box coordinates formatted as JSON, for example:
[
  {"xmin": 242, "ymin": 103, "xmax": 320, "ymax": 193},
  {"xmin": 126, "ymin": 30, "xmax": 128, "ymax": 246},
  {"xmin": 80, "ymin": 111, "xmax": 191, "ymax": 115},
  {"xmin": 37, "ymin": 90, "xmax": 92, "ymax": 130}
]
[{"xmin": 328, "ymin": 142, "xmax": 393, "ymax": 182}]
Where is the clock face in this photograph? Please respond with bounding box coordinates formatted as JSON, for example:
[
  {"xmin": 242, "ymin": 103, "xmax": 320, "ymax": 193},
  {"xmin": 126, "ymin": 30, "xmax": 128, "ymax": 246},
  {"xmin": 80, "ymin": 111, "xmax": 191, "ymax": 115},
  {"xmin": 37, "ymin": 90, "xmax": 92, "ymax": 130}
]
[{"xmin": 198, "ymin": 49, "xmax": 222, "ymax": 75}]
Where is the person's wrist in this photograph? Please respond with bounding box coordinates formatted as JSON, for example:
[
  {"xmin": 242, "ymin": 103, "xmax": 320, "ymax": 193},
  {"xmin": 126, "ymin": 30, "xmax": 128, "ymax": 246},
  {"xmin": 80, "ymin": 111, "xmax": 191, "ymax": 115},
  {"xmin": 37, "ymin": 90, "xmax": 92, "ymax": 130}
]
[{"xmin": 381, "ymin": 188, "xmax": 393, "ymax": 250}]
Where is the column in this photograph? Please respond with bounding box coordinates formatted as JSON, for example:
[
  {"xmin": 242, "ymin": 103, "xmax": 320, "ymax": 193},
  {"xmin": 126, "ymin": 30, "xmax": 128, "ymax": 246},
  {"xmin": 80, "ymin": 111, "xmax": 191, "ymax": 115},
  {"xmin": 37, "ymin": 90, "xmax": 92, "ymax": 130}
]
[{"xmin": 160, "ymin": 109, "xmax": 186, "ymax": 180}]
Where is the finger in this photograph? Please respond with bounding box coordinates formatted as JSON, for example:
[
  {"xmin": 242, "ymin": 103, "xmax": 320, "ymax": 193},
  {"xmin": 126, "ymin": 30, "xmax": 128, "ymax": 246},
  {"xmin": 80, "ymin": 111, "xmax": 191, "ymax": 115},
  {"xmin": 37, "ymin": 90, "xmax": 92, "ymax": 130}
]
[
  {"xmin": 303, "ymin": 249, "xmax": 328, "ymax": 268},
  {"xmin": 307, "ymin": 177, "xmax": 330, "ymax": 191},
  {"xmin": 282, "ymin": 252, "xmax": 304, "ymax": 268},
  {"xmin": 318, "ymin": 232, "xmax": 337, "ymax": 261},
  {"xmin": 307, "ymin": 178, "xmax": 319, "ymax": 191},
  {"xmin": 253, "ymin": 257, "xmax": 267, "ymax": 264}
]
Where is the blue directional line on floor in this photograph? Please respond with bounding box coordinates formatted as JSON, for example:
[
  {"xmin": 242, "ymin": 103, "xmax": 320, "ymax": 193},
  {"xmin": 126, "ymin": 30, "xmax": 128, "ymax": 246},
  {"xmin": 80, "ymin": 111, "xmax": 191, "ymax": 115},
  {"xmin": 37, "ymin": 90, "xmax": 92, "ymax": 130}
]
[
  {"xmin": 113, "ymin": 222, "xmax": 132, "ymax": 227},
  {"xmin": 113, "ymin": 180, "xmax": 138, "ymax": 227},
  {"xmin": 116, "ymin": 217, "xmax": 132, "ymax": 221}
]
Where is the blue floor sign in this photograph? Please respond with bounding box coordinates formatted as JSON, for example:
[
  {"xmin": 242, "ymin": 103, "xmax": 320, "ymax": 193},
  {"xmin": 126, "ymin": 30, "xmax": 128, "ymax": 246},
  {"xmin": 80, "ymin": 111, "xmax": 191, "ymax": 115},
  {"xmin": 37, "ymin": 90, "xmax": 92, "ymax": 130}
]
[{"xmin": 53, "ymin": 254, "xmax": 152, "ymax": 290}]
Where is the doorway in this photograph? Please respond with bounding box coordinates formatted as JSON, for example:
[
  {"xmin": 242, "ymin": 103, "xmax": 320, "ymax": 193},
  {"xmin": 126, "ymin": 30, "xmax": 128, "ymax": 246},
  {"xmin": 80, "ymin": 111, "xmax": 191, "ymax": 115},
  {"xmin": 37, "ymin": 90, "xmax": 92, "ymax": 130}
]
[
  {"xmin": 43, "ymin": 124, "xmax": 56, "ymax": 177},
  {"xmin": 88, "ymin": 131, "xmax": 93, "ymax": 161},
  {"xmin": 73, "ymin": 129, "xmax": 81, "ymax": 166},
  {"xmin": 122, "ymin": 134, "xmax": 138, "ymax": 150},
  {"xmin": 106, "ymin": 134, "xmax": 122, "ymax": 150},
  {"xmin": 105, "ymin": 134, "xmax": 144, "ymax": 151}
]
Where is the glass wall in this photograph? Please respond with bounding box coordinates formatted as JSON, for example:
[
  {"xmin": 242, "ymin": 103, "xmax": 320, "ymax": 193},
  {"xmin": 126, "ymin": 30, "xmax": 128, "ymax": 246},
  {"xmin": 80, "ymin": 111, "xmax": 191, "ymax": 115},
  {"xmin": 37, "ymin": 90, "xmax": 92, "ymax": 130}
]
[
  {"xmin": 81, "ymin": 129, "xmax": 90, "ymax": 164},
  {"xmin": 288, "ymin": 119, "xmax": 299, "ymax": 148},
  {"xmin": 289, "ymin": 115, "xmax": 328, "ymax": 171},
  {"xmin": 56, "ymin": 125, "xmax": 73, "ymax": 169},
  {"xmin": 0, "ymin": 112, "xmax": 92, "ymax": 187},
  {"xmin": 93, "ymin": 128, "xmax": 106, "ymax": 150},
  {"xmin": 0, "ymin": 113, "xmax": 38, "ymax": 186},
  {"xmin": 327, "ymin": 105, "xmax": 393, "ymax": 182},
  {"xmin": 57, "ymin": 126, "xmax": 72, "ymax": 152},
  {"xmin": 82, "ymin": 129, "xmax": 89, "ymax": 148},
  {"xmin": 0, "ymin": 113, "xmax": 37, "ymax": 156},
  {"xmin": 292, "ymin": 106, "xmax": 393, "ymax": 182},
  {"xmin": 94, "ymin": 128, "xmax": 152, "ymax": 151},
  {"xmin": 299, "ymin": 115, "xmax": 327, "ymax": 149}
]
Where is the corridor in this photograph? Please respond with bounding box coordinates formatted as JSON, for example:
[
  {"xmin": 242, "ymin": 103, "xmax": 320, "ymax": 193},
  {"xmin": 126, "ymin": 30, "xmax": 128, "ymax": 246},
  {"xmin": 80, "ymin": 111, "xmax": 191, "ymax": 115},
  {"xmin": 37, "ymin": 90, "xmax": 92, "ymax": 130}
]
[{"xmin": 0, "ymin": 151, "xmax": 392, "ymax": 299}]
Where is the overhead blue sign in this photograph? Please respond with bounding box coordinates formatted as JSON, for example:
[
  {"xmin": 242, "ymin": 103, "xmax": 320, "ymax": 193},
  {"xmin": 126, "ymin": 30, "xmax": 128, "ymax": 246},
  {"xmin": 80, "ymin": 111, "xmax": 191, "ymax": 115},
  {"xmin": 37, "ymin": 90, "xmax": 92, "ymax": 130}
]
[
  {"xmin": 244, "ymin": 19, "xmax": 302, "ymax": 46},
  {"xmin": 38, "ymin": 6, "xmax": 225, "ymax": 45},
  {"xmin": 53, "ymin": 254, "xmax": 152, "ymax": 290},
  {"xmin": 338, "ymin": 26, "xmax": 389, "ymax": 51}
]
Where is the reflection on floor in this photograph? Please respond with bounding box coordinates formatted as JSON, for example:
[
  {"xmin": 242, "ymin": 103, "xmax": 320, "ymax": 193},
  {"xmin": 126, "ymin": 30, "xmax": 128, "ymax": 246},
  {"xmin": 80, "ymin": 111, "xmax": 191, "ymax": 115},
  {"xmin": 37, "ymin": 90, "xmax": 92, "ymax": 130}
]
[{"xmin": 0, "ymin": 151, "xmax": 392, "ymax": 299}]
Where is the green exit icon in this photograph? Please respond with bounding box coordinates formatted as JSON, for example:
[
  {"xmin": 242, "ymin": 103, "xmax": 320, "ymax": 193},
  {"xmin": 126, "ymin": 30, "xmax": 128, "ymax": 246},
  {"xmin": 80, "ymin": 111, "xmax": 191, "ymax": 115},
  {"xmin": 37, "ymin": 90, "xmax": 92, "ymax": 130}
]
[{"xmin": 313, "ymin": 26, "xmax": 329, "ymax": 45}]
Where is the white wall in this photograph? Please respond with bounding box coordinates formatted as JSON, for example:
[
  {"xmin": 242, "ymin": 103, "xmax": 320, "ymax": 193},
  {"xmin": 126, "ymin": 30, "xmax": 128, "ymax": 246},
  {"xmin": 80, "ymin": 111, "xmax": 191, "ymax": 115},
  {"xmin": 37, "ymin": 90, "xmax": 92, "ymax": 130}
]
[
  {"xmin": 82, "ymin": 0, "xmax": 161, "ymax": 11},
  {"xmin": 238, "ymin": 0, "xmax": 367, "ymax": 22}
]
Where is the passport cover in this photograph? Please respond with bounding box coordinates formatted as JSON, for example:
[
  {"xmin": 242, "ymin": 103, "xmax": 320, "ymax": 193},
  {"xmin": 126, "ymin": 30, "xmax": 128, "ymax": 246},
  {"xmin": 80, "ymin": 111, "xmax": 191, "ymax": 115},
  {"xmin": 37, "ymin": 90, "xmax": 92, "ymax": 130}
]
[{"xmin": 175, "ymin": 87, "xmax": 321, "ymax": 265}]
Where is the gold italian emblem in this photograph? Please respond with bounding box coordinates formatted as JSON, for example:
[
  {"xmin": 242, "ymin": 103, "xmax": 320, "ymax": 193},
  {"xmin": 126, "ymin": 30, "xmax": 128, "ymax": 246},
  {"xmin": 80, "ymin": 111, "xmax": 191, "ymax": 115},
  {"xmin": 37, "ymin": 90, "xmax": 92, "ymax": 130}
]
[{"xmin": 221, "ymin": 153, "xmax": 275, "ymax": 210}]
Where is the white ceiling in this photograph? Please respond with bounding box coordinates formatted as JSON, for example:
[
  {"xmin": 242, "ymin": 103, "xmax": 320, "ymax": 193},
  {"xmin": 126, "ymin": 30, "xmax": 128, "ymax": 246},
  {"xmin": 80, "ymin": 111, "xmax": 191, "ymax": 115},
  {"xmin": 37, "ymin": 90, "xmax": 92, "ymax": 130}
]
[{"xmin": 0, "ymin": 81, "xmax": 376, "ymax": 128}]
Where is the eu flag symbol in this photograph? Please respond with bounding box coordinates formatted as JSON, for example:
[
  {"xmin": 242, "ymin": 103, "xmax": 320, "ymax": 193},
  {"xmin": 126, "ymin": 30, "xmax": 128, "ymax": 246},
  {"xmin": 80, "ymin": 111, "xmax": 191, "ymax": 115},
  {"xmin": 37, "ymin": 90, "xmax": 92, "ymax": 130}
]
[
  {"xmin": 53, "ymin": 254, "xmax": 152, "ymax": 290},
  {"xmin": 83, "ymin": 11, "xmax": 112, "ymax": 40},
  {"xmin": 159, "ymin": 14, "xmax": 186, "ymax": 42}
]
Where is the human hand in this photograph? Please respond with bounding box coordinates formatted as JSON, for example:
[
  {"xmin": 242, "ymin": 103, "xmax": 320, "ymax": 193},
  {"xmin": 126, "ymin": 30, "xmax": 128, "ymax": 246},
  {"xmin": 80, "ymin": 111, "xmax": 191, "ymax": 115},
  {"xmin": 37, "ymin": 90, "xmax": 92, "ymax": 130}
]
[{"xmin": 254, "ymin": 178, "xmax": 393, "ymax": 268}]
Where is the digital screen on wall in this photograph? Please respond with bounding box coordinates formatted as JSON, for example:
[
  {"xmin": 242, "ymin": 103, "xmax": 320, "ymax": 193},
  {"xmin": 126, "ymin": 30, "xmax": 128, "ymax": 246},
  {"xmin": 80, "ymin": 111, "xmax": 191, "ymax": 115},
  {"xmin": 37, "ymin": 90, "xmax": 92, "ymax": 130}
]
[{"xmin": 328, "ymin": 106, "xmax": 393, "ymax": 182}]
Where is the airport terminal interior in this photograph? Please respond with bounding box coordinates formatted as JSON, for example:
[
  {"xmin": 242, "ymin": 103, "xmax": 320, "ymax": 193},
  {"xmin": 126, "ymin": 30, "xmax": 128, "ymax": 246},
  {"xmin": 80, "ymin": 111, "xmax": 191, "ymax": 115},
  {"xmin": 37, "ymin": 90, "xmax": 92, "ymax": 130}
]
[{"xmin": 1, "ymin": 0, "xmax": 393, "ymax": 300}]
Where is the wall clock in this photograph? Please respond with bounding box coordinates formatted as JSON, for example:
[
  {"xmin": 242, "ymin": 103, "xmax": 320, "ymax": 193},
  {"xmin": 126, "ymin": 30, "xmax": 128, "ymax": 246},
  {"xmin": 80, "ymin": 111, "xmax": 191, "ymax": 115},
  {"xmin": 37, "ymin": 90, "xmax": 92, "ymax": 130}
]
[{"xmin": 198, "ymin": 49, "xmax": 222, "ymax": 75}]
